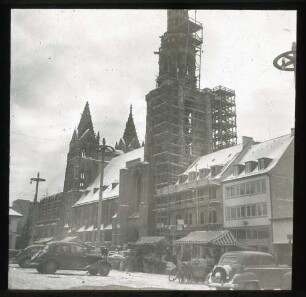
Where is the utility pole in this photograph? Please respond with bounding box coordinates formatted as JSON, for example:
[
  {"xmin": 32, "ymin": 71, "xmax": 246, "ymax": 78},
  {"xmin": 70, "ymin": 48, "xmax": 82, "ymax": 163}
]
[
  {"xmin": 29, "ymin": 172, "xmax": 46, "ymax": 244},
  {"xmin": 95, "ymin": 138, "xmax": 115, "ymax": 248},
  {"xmin": 207, "ymin": 165, "xmax": 210, "ymax": 232}
]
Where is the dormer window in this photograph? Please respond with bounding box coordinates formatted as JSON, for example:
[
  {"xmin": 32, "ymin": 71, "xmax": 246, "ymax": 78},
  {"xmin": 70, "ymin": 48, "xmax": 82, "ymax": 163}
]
[
  {"xmin": 188, "ymin": 171, "xmax": 197, "ymax": 181},
  {"xmin": 211, "ymin": 165, "xmax": 223, "ymax": 177},
  {"xmin": 245, "ymin": 161, "xmax": 257, "ymax": 173},
  {"xmin": 178, "ymin": 174, "xmax": 188, "ymax": 184},
  {"xmin": 199, "ymin": 168, "xmax": 210, "ymax": 179},
  {"xmin": 258, "ymin": 158, "xmax": 272, "ymax": 170},
  {"xmin": 233, "ymin": 164, "xmax": 244, "ymax": 176}
]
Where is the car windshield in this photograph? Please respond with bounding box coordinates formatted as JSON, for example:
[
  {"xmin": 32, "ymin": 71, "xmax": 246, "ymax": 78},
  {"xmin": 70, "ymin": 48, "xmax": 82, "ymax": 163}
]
[{"xmin": 219, "ymin": 256, "xmax": 238, "ymax": 264}]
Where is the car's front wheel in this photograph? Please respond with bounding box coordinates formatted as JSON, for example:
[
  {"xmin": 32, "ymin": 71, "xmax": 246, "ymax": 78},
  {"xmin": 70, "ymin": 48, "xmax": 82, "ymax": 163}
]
[
  {"xmin": 36, "ymin": 265, "xmax": 44, "ymax": 274},
  {"xmin": 43, "ymin": 260, "xmax": 57, "ymax": 274},
  {"xmin": 88, "ymin": 269, "xmax": 98, "ymax": 276},
  {"xmin": 19, "ymin": 258, "xmax": 31, "ymax": 268},
  {"xmin": 99, "ymin": 264, "xmax": 110, "ymax": 276}
]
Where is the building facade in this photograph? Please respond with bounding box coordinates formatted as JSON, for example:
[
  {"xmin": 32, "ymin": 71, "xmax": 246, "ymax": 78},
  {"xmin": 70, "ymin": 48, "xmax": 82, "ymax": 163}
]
[
  {"xmin": 153, "ymin": 137, "xmax": 253, "ymax": 242},
  {"xmin": 222, "ymin": 131, "xmax": 294, "ymax": 257}
]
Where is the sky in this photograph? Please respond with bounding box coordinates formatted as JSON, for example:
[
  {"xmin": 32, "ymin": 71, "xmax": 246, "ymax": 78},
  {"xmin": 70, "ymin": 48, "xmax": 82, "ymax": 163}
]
[{"xmin": 10, "ymin": 9, "xmax": 296, "ymax": 204}]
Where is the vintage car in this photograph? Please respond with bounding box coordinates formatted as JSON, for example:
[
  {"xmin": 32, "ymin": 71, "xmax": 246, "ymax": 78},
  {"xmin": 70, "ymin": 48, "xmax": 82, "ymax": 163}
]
[
  {"xmin": 16, "ymin": 244, "xmax": 44, "ymax": 268},
  {"xmin": 30, "ymin": 241, "xmax": 112, "ymax": 276},
  {"xmin": 206, "ymin": 251, "xmax": 291, "ymax": 290}
]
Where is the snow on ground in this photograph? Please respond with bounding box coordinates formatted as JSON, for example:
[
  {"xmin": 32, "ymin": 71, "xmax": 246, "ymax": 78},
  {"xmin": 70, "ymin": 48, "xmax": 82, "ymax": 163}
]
[{"xmin": 8, "ymin": 264, "xmax": 211, "ymax": 290}]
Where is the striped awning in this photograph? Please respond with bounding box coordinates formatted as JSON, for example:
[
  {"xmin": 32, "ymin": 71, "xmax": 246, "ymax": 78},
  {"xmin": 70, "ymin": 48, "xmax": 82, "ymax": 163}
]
[{"xmin": 175, "ymin": 230, "xmax": 249, "ymax": 248}]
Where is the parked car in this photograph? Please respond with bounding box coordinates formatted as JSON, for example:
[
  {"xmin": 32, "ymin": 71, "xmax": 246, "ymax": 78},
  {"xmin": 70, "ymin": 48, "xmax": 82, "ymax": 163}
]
[
  {"xmin": 30, "ymin": 241, "xmax": 112, "ymax": 276},
  {"xmin": 9, "ymin": 249, "xmax": 21, "ymax": 264},
  {"xmin": 206, "ymin": 251, "xmax": 291, "ymax": 290},
  {"xmin": 16, "ymin": 245, "xmax": 44, "ymax": 268}
]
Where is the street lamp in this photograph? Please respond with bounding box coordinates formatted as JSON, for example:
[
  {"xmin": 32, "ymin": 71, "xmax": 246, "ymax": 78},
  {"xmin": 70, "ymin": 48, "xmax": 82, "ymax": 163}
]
[
  {"xmin": 95, "ymin": 138, "xmax": 115, "ymax": 248},
  {"xmin": 29, "ymin": 172, "xmax": 46, "ymax": 244},
  {"xmin": 273, "ymin": 42, "xmax": 296, "ymax": 84}
]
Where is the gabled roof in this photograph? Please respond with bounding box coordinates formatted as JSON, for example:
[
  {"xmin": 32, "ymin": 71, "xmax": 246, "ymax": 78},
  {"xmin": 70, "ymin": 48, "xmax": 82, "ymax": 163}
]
[
  {"xmin": 184, "ymin": 143, "xmax": 243, "ymax": 179},
  {"xmin": 73, "ymin": 147, "xmax": 144, "ymax": 207},
  {"xmin": 224, "ymin": 133, "xmax": 293, "ymax": 181}
]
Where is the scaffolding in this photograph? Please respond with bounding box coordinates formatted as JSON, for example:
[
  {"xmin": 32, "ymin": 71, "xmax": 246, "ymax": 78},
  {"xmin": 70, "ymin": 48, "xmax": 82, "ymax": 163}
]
[
  {"xmin": 211, "ymin": 86, "xmax": 237, "ymax": 151},
  {"xmin": 156, "ymin": 10, "xmax": 203, "ymax": 90}
]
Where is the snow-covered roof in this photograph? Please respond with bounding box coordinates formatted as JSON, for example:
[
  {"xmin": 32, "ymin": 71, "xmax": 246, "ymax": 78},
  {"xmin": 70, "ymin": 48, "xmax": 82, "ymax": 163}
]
[
  {"xmin": 9, "ymin": 208, "xmax": 23, "ymax": 217},
  {"xmin": 184, "ymin": 143, "xmax": 243, "ymax": 179},
  {"xmin": 225, "ymin": 133, "xmax": 293, "ymax": 181},
  {"xmin": 74, "ymin": 147, "xmax": 144, "ymax": 207}
]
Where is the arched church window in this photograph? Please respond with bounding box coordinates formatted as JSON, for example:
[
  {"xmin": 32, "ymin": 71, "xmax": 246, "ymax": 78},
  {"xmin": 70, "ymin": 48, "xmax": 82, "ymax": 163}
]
[{"xmin": 82, "ymin": 149, "xmax": 86, "ymax": 157}]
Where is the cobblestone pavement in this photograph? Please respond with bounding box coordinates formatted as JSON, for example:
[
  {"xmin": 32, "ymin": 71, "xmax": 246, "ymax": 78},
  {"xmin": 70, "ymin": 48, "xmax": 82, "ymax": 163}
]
[{"xmin": 8, "ymin": 264, "xmax": 212, "ymax": 290}]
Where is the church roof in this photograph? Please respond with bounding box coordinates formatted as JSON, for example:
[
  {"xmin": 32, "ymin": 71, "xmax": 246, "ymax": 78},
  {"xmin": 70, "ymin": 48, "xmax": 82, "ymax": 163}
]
[{"xmin": 73, "ymin": 147, "xmax": 144, "ymax": 207}]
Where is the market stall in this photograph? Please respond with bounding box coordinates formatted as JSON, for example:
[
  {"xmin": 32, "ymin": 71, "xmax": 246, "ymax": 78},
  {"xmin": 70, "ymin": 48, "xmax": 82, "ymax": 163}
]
[
  {"xmin": 134, "ymin": 236, "xmax": 169, "ymax": 274},
  {"xmin": 175, "ymin": 230, "xmax": 251, "ymax": 263}
]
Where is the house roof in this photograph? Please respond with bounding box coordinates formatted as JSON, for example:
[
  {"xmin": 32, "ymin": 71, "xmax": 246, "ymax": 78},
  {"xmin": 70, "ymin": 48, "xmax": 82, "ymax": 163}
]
[
  {"xmin": 183, "ymin": 144, "xmax": 243, "ymax": 181},
  {"xmin": 224, "ymin": 133, "xmax": 293, "ymax": 181},
  {"xmin": 9, "ymin": 208, "xmax": 23, "ymax": 217},
  {"xmin": 74, "ymin": 147, "xmax": 144, "ymax": 207}
]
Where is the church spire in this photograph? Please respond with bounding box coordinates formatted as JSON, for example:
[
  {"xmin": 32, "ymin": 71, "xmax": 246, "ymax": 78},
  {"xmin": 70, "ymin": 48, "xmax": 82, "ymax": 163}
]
[
  {"xmin": 77, "ymin": 101, "xmax": 95, "ymax": 137},
  {"xmin": 117, "ymin": 105, "xmax": 140, "ymax": 152}
]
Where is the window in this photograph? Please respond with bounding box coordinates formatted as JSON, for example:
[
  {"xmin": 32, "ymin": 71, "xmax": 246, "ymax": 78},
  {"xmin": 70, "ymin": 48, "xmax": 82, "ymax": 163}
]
[
  {"xmin": 263, "ymin": 203, "xmax": 267, "ymax": 215},
  {"xmin": 58, "ymin": 244, "xmax": 70, "ymax": 254},
  {"xmin": 230, "ymin": 207, "xmax": 236, "ymax": 219},
  {"xmin": 239, "ymin": 184, "xmax": 245, "ymax": 195},
  {"xmin": 261, "ymin": 255, "xmax": 276, "ymax": 266},
  {"xmin": 258, "ymin": 159, "xmax": 265, "ymax": 170},
  {"xmin": 261, "ymin": 180, "xmax": 266, "ymax": 193},
  {"xmin": 241, "ymin": 206, "xmax": 246, "ymax": 218},
  {"xmin": 257, "ymin": 204, "xmax": 263, "ymax": 216},
  {"xmin": 71, "ymin": 245, "xmax": 84, "ymax": 255},
  {"xmin": 209, "ymin": 209, "xmax": 217, "ymax": 223},
  {"xmin": 233, "ymin": 165, "xmax": 240, "ymax": 176},
  {"xmin": 245, "ymin": 162, "xmax": 252, "ymax": 173},
  {"xmin": 200, "ymin": 212, "xmax": 205, "ymax": 224},
  {"xmin": 226, "ymin": 208, "xmax": 230, "ymax": 220},
  {"xmin": 251, "ymin": 204, "xmax": 257, "ymax": 217}
]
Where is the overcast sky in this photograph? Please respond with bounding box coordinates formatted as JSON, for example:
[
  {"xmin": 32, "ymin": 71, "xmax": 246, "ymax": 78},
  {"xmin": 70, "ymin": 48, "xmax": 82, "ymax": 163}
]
[{"xmin": 10, "ymin": 9, "xmax": 296, "ymax": 204}]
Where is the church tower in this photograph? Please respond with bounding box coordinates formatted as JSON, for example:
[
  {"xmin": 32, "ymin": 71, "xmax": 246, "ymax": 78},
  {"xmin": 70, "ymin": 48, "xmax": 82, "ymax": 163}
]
[
  {"xmin": 63, "ymin": 102, "xmax": 100, "ymax": 192},
  {"xmin": 116, "ymin": 105, "xmax": 141, "ymax": 153},
  {"xmin": 145, "ymin": 10, "xmax": 213, "ymax": 190}
]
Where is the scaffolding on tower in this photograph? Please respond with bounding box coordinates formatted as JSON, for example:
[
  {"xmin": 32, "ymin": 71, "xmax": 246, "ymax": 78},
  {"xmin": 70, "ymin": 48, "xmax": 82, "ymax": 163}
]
[{"xmin": 211, "ymin": 86, "xmax": 237, "ymax": 151}]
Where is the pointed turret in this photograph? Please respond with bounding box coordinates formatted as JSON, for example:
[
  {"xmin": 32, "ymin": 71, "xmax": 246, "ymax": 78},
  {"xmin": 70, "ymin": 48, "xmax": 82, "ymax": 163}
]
[
  {"xmin": 122, "ymin": 105, "xmax": 140, "ymax": 151},
  {"xmin": 70, "ymin": 129, "xmax": 78, "ymax": 143},
  {"xmin": 117, "ymin": 138, "xmax": 126, "ymax": 151},
  {"xmin": 78, "ymin": 101, "xmax": 95, "ymax": 138},
  {"xmin": 96, "ymin": 131, "xmax": 100, "ymax": 144}
]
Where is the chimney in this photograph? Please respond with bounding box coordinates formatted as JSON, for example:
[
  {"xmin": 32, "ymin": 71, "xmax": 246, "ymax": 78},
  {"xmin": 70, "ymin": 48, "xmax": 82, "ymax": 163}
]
[
  {"xmin": 242, "ymin": 136, "xmax": 253, "ymax": 148},
  {"xmin": 291, "ymin": 128, "xmax": 295, "ymax": 136}
]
